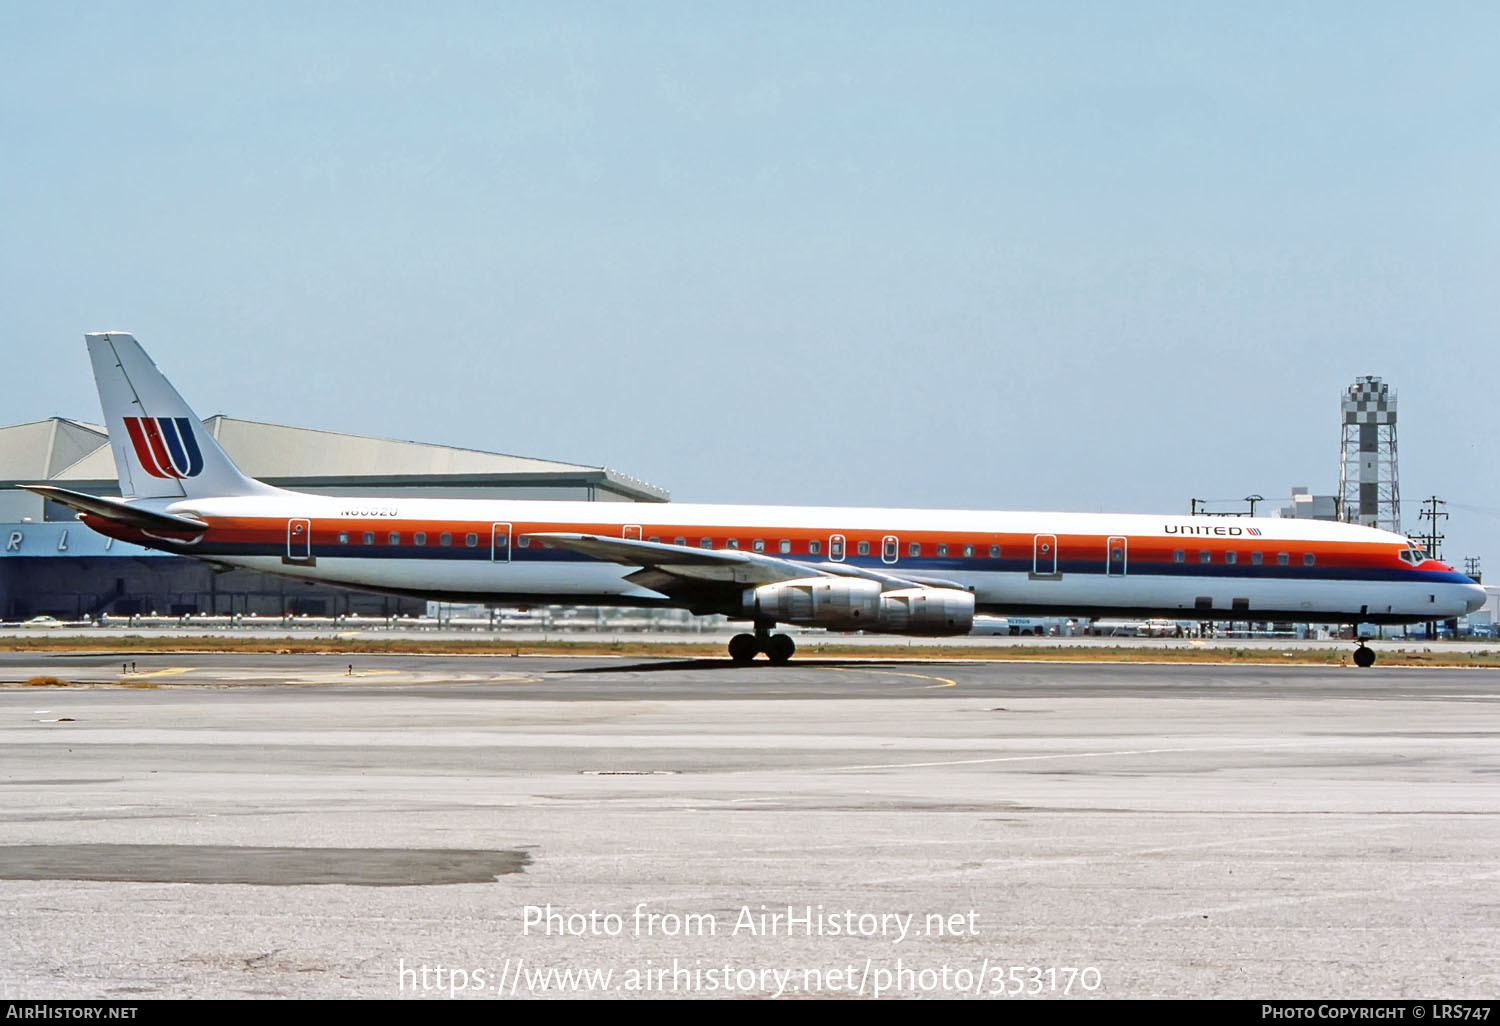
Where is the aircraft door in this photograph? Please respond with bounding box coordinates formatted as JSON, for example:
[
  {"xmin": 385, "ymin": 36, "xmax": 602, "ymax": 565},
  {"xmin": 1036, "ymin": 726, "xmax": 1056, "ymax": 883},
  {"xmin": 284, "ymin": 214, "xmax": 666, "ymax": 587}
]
[
  {"xmin": 1033, "ymin": 534, "xmax": 1058, "ymax": 576},
  {"xmin": 491, "ymin": 522, "xmax": 512, "ymax": 562},
  {"xmin": 286, "ymin": 519, "xmax": 311, "ymax": 563},
  {"xmin": 1107, "ymin": 536, "xmax": 1127, "ymax": 576},
  {"xmin": 623, "ymin": 525, "xmax": 642, "ymax": 541},
  {"xmin": 829, "ymin": 534, "xmax": 846, "ymax": 562},
  {"xmin": 882, "ymin": 535, "xmax": 899, "ymax": 565}
]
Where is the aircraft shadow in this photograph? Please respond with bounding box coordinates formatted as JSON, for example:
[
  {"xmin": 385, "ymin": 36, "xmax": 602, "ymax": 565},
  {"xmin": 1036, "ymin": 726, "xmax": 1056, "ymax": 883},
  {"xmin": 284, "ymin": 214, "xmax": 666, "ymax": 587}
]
[{"xmin": 553, "ymin": 657, "xmax": 964, "ymax": 675}]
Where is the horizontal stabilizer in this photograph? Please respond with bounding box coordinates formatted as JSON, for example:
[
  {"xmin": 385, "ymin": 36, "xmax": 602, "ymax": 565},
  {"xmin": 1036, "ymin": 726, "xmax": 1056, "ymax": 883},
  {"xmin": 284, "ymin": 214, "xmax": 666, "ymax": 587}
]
[{"xmin": 20, "ymin": 484, "xmax": 209, "ymax": 534}]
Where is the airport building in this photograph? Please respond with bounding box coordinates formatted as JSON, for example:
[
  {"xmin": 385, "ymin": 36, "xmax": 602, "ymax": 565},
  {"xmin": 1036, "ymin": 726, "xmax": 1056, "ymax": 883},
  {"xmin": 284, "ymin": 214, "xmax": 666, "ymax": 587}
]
[
  {"xmin": 0, "ymin": 416, "xmax": 667, "ymax": 620},
  {"xmin": 1278, "ymin": 485, "xmax": 1340, "ymax": 521}
]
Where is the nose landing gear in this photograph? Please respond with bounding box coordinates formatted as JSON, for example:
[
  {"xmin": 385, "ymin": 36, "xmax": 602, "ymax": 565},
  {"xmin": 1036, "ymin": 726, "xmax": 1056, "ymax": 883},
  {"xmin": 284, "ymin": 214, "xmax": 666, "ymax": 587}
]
[{"xmin": 1353, "ymin": 640, "xmax": 1376, "ymax": 668}]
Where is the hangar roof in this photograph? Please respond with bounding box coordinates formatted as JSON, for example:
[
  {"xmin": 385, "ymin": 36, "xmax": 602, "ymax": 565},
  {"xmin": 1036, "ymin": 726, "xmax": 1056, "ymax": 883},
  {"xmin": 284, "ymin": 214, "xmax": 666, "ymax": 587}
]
[
  {"xmin": 2, "ymin": 415, "xmax": 668, "ymax": 502},
  {"xmin": 0, "ymin": 419, "xmax": 107, "ymax": 481}
]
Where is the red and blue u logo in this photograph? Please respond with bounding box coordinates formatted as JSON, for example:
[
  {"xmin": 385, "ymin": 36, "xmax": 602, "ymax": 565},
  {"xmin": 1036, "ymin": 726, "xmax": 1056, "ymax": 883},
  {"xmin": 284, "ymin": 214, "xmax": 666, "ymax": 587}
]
[{"xmin": 123, "ymin": 417, "xmax": 204, "ymax": 479}]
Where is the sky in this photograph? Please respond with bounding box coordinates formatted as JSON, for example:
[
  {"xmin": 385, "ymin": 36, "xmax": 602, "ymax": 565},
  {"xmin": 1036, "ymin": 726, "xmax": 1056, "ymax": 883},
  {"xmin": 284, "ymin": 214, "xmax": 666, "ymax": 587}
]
[{"xmin": 3, "ymin": 2, "xmax": 1497, "ymax": 568}]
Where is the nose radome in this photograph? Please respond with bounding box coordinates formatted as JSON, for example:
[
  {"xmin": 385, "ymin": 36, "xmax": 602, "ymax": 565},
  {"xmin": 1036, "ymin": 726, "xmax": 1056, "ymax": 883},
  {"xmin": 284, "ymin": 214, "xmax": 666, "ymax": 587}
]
[{"xmin": 1465, "ymin": 585, "xmax": 1487, "ymax": 614}]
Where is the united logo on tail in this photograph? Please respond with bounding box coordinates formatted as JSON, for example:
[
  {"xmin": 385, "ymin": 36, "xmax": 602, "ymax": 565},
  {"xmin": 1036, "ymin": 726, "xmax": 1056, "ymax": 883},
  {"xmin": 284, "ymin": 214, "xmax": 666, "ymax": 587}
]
[{"xmin": 122, "ymin": 416, "xmax": 205, "ymax": 479}]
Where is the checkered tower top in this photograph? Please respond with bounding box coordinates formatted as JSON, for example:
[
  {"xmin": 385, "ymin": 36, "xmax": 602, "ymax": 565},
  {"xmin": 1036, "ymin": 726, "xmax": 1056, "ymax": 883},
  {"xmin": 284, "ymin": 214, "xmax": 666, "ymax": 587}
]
[{"xmin": 1341, "ymin": 375, "xmax": 1396, "ymax": 425}]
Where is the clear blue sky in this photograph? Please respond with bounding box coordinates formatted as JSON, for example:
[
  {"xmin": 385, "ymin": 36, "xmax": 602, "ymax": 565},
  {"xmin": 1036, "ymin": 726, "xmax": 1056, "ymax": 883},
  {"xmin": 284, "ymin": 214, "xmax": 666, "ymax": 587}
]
[{"xmin": 3, "ymin": 3, "xmax": 1496, "ymax": 566}]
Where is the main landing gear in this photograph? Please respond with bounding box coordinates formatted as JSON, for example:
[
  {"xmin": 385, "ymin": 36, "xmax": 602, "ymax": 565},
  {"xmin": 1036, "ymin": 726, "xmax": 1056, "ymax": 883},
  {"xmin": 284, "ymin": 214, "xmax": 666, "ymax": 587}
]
[
  {"xmin": 728, "ymin": 623, "xmax": 796, "ymax": 664},
  {"xmin": 1353, "ymin": 639, "xmax": 1376, "ymax": 668}
]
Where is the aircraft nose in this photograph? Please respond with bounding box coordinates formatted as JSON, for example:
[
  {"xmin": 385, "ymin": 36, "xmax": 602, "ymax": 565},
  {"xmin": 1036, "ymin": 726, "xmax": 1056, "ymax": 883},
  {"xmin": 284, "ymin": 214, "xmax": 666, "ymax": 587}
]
[{"xmin": 1465, "ymin": 584, "xmax": 1487, "ymax": 615}]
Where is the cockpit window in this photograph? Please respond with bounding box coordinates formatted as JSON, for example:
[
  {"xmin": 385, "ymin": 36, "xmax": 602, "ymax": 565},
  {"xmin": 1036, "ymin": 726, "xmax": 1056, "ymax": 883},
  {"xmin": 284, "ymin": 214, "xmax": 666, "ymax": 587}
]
[{"xmin": 1397, "ymin": 544, "xmax": 1428, "ymax": 565}]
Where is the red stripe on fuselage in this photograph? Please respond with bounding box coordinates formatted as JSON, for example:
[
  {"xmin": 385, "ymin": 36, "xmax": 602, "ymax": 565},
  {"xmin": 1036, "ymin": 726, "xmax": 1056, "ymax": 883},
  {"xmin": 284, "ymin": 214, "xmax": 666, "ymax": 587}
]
[{"xmin": 184, "ymin": 516, "xmax": 1425, "ymax": 573}]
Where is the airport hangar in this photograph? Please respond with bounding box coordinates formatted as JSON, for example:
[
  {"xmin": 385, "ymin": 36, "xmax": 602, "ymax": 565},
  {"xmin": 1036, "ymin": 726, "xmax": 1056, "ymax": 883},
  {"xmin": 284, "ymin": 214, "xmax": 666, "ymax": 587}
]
[{"xmin": 0, "ymin": 416, "xmax": 668, "ymax": 620}]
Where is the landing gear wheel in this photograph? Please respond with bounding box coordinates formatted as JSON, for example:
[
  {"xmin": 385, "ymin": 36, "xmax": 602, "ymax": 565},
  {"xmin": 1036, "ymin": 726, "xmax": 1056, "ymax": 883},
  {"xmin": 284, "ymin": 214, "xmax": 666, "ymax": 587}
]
[
  {"xmin": 728, "ymin": 633, "xmax": 759, "ymax": 664},
  {"xmin": 765, "ymin": 633, "xmax": 796, "ymax": 664},
  {"xmin": 1353, "ymin": 645, "xmax": 1375, "ymax": 668}
]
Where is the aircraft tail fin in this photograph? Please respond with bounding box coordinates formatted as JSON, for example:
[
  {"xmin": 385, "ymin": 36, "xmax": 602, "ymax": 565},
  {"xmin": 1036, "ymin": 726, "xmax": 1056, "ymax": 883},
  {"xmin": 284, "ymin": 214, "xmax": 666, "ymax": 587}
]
[{"xmin": 85, "ymin": 332, "xmax": 275, "ymax": 500}]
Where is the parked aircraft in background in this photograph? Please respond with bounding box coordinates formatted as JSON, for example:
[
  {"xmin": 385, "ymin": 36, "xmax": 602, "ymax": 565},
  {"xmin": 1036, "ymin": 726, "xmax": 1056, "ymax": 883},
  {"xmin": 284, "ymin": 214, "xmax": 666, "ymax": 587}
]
[{"xmin": 26, "ymin": 333, "xmax": 1484, "ymax": 666}]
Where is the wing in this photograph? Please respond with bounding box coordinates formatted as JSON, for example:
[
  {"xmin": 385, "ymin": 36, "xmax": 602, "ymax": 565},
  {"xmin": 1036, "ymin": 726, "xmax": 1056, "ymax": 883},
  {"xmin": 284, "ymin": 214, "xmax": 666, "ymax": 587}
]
[{"xmin": 528, "ymin": 533, "xmax": 969, "ymax": 595}]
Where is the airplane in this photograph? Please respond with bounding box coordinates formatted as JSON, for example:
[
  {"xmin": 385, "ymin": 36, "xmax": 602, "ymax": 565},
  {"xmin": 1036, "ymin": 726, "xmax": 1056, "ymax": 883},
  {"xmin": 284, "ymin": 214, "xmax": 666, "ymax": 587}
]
[{"xmin": 24, "ymin": 332, "xmax": 1485, "ymax": 668}]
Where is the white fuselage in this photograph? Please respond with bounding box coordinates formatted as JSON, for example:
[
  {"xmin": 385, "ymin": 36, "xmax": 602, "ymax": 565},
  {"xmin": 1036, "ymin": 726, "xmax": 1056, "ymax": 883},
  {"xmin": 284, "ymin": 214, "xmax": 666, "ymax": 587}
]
[{"xmin": 110, "ymin": 492, "xmax": 1484, "ymax": 625}]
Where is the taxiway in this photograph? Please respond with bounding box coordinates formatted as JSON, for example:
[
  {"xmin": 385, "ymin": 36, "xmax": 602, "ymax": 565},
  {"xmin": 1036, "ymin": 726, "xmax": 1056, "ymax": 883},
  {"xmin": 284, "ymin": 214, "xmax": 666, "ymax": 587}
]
[{"xmin": 1, "ymin": 654, "xmax": 1496, "ymax": 999}]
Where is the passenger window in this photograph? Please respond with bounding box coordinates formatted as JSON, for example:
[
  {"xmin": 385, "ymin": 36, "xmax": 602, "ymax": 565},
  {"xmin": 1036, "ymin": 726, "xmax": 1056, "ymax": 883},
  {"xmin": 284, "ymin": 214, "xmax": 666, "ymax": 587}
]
[
  {"xmin": 1225, "ymin": 551, "xmax": 1237, "ymax": 564},
  {"xmin": 1251, "ymin": 551, "xmax": 1263, "ymax": 565},
  {"xmin": 439, "ymin": 532, "xmax": 452, "ymax": 546},
  {"xmin": 829, "ymin": 538, "xmax": 843, "ymax": 558},
  {"xmin": 465, "ymin": 533, "xmax": 478, "ymax": 547},
  {"xmin": 963, "ymin": 544, "xmax": 974, "ymax": 558},
  {"xmin": 778, "ymin": 539, "xmax": 791, "ymax": 554},
  {"xmin": 727, "ymin": 539, "xmax": 739, "ymax": 549},
  {"xmin": 674, "ymin": 537, "xmax": 686, "ymax": 547},
  {"xmin": 1303, "ymin": 553, "xmax": 1315, "ymax": 566},
  {"xmin": 753, "ymin": 539, "xmax": 765, "ymax": 552},
  {"xmin": 516, "ymin": 535, "xmax": 530, "ymax": 548},
  {"xmin": 989, "ymin": 545, "xmax": 1000, "ymax": 559},
  {"xmin": 909, "ymin": 542, "xmax": 921, "ymax": 557},
  {"xmin": 856, "ymin": 540, "xmax": 870, "ymax": 556},
  {"xmin": 700, "ymin": 538, "xmax": 713, "ymax": 549},
  {"xmin": 494, "ymin": 533, "xmax": 507, "ymax": 547},
  {"xmin": 1277, "ymin": 552, "xmax": 1289, "ymax": 566},
  {"xmin": 388, "ymin": 532, "xmax": 400, "ymax": 545},
  {"xmin": 809, "ymin": 540, "xmax": 821, "ymax": 555},
  {"xmin": 1173, "ymin": 549, "xmax": 1185, "ymax": 563},
  {"xmin": 648, "ymin": 535, "xmax": 660, "ymax": 543},
  {"xmin": 1199, "ymin": 550, "xmax": 1211, "ymax": 563},
  {"xmin": 415, "ymin": 532, "xmax": 427, "ymax": 546},
  {"xmin": 338, "ymin": 531, "xmax": 349, "ymax": 544},
  {"xmin": 937, "ymin": 544, "xmax": 948, "ymax": 557}
]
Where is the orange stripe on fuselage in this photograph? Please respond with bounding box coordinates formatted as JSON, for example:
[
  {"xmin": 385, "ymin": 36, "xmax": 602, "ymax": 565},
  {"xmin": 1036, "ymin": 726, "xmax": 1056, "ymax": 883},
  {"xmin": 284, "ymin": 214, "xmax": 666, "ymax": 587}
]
[{"xmin": 185, "ymin": 516, "xmax": 1423, "ymax": 572}]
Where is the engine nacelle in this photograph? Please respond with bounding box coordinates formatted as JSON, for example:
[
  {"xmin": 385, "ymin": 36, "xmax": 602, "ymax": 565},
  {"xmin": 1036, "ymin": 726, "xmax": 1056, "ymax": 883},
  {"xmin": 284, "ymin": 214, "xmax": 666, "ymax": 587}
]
[
  {"xmin": 744, "ymin": 577, "xmax": 881, "ymax": 629},
  {"xmin": 743, "ymin": 578, "xmax": 975, "ymax": 635},
  {"xmin": 875, "ymin": 586, "xmax": 975, "ymax": 635}
]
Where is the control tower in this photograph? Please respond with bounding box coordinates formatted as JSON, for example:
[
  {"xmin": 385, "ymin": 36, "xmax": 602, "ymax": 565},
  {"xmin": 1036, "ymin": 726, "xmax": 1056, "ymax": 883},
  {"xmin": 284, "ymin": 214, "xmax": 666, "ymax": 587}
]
[{"xmin": 1337, "ymin": 376, "xmax": 1401, "ymax": 534}]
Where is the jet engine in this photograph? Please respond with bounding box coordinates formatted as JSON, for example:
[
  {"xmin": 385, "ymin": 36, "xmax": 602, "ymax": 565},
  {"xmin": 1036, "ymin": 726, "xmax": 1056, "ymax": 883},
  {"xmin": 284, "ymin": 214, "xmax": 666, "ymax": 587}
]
[{"xmin": 742, "ymin": 578, "xmax": 974, "ymax": 635}]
